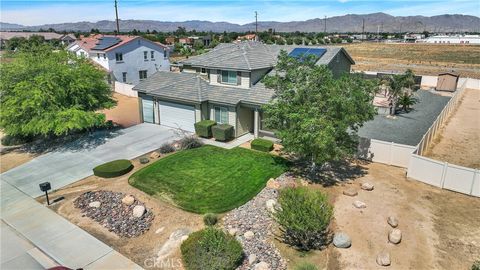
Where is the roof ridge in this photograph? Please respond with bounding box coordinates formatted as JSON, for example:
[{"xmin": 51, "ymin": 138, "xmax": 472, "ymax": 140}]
[{"xmin": 242, "ymin": 47, "xmax": 252, "ymax": 70}]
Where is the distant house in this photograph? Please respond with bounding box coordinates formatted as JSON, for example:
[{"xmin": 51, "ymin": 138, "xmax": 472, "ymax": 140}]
[
  {"xmin": 67, "ymin": 34, "xmax": 170, "ymax": 86},
  {"xmin": 165, "ymin": 36, "xmax": 176, "ymax": 45},
  {"xmin": 0, "ymin": 31, "xmax": 76, "ymax": 47},
  {"xmin": 419, "ymin": 35, "xmax": 480, "ymax": 44},
  {"xmin": 133, "ymin": 42, "xmax": 354, "ymax": 136},
  {"xmin": 178, "ymin": 37, "xmax": 193, "ymax": 46},
  {"xmin": 236, "ymin": 34, "xmax": 257, "ymax": 42}
]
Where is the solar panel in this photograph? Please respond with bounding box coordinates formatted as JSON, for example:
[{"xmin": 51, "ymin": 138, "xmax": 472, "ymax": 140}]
[
  {"xmin": 288, "ymin": 48, "xmax": 327, "ymax": 62},
  {"xmin": 92, "ymin": 37, "xmax": 122, "ymax": 50}
]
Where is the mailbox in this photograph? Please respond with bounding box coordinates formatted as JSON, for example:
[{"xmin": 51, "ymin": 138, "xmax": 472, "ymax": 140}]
[{"xmin": 39, "ymin": 182, "xmax": 51, "ymax": 192}]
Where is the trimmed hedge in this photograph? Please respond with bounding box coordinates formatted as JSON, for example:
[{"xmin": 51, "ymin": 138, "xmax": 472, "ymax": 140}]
[
  {"xmin": 93, "ymin": 159, "xmax": 134, "ymax": 178},
  {"xmin": 181, "ymin": 227, "xmax": 243, "ymax": 270},
  {"xmin": 212, "ymin": 124, "xmax": 234, "ymax": 141},
  {"xmin": 251, "ymin": 138, "xmax": 274, "ymax": 152},
  {"xmin": 194, "ymin": 120, "xmax": 217, "ymax": 138}
]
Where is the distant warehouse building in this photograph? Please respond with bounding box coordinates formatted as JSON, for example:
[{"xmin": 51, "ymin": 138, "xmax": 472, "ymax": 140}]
[{"xmin": 419, "ymin": 35, "xmax": 480, "ymax": 44}]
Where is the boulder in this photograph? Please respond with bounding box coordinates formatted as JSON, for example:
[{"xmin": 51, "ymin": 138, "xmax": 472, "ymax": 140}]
[
  {"xmin": 132, "ymin": 205, "xmax": 146, "ymax": 218},
  {"xmin": 266, "ymin": 178, "xmax": 281, "ymax": 189},
  {"xmin": 254, "ymin": 261, "xmax": 270, "ymax": 270},
  {"xmin": 353, "ymin": 200, "xmax": 367, "ymax": 209},
  {"xmin": 266, "ymin": 199, "xmax": 277, "ymax": 212},
  {"xmin": 343, "ymin": 188, "xmax": 358, "ymax": 197},
  {"xmin": 228, "ymin": 228, "xmax": 238, "ymax": 236},
  {"xmin": 244, "ymin": 231, "xmax": 254, "ymax": 240},
  {"xmin": 388, "ymin": 229, "xmax": 402, "ymax": 244},
  {"xmin": 88, "ymin": 201, "xmax": 101, "ymax": 208},
  {"xmin": 155, "ymin": 227, "xmax": 165, "ymax": 234},
  {"xmin": 387, "ymin": 216, "xmax": 398, "ymax": 228},
  {"xmin": 150, "ymin": 151, "xmax": 161, "ymax": 159},
  {"xmin": 361, "ymin": 182, "xmax": 374, "ymax": 191},
  {"xmin": 122, "ymin": 195, "xmax": 135, "ymax": 206},
  {"xmin": 333, "ymin": 232, "xmax": 352, "ymax": 248},
  {"xmin": 248, "ymin": 254, "xmax": 257, "ymax": 265},
  {"xmin": 376, "ymin": 251, "xmax": 391, "ymax": 266}
]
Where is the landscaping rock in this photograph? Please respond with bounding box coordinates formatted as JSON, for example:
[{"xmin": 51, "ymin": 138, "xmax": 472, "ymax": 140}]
[
  {"xmin": 157, "ymin": 228, "xmax": 192, "ymax": 260},
  {"xmin": 228, "ymin": 228, "xmax": 238, "ymax": 236},
  {"xmin": 248, "ymin": 254, "xmax": 257, "ymax": 265},
  {"xmin": 244, "ymin": 231, "xmax": 254, "ymax": 239},
  {"xmin": 155, "ymin": 227, "xmax": 165, "ymax": 234},
  {"xmin": 343, "ymin": 188, "xmax": 358, "ymax": 197},
  {"xmin": 353, "ymin": 200, "xmax": 367, "ymax": 209},
  {"xmin": 150, "ymin": 151, "xmax": 161, "ymax": 159},
  {"xmin": 361, "ymin": 182, "xmax": 374, "ymax": 191},
  {"xmin": 388, "ymin": 229, "xmax": 402, "ymax": 244},
  {"xmin": 88, "ymin": 201, "xmax": 101, "ymax": 208},
  {"xmin": 254, "ymin": 261, "xmax": 270, "ymax": 270},
  {"xmin": 333, "ymin": 232, "xmax": 352, "ymax": 248},
  {"xmin": 265, "ymin": 199, "xmax": 276, "ymax": 212},
  {"xmin": 266, "ymin": 178, "xmax": 280, "ymax": 189},
  {"xmin": 387, "ymin": 216, "xmax": 398, "ymax": 228},
  {"xmin": 74, "ymin": 191, "xmax": 153, "ymax": 238},
  {"xmin": 121, "ymin": 195, "xmax": 135, "ymax": 205},
  {"xmin": 376, "ymin": 251, "xmax": 391, "ymax": 266},
  {"xmin": 139, "ymin": 157, "xmax": 150, "ymax": 164},
  {"xmin": 133, "ymin": 205, "xmax": 146, "ymax": 218}
]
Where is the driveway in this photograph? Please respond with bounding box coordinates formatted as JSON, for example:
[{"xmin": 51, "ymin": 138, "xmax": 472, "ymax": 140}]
[{"xmin": 1, "ymin": 123, "xmax": 179, "ymax": 198}]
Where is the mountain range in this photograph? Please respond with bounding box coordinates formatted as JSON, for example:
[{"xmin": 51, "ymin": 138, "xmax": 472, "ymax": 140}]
[{"xmin": 1, "ymin": 13, "xmax": 479, "ymax": 33}]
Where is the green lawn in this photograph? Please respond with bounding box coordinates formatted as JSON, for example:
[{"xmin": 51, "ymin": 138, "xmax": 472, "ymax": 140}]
[{"xmin": 129, "ymin": 145, "xmax": 288, "ymax": 213}]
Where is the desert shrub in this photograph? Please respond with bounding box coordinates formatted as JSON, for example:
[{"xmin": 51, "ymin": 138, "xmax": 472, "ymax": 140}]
[
  {"xmin": 273, "ymin": 187, "xmax": 333, "ymax": 251},
  {"xmin": 295, "ymin": 262, "xmax": 318, "ymax": 270},
  {"xmin": 472, "ymin": 260, "xmax": 480, "ymax": 270},
  {"xmin": 179, "ymin": 135, "xmax": 203, "ymax": 150},
  {"xmin": 251, "ymin": 138, "xmax": 274, "ymax": 152},
  {"xmin": 203, "ymin": 213, "xmax": 218, "ymax": 226},
  {"xmin": 158, "ymin": 142, "xmax": 175, "ymax": 154},
  {"xmin": 181, "ymin": 227, "xmax": 243, "ymax": 270},
  {"xmin": 212, "ymin": 124, "xmax": 234, "ymax": 141},
  {"xmin": 93, "ymin": 159, "xmax": 133, "ymax": 178},
  {"xmin": 194, "ymin": 120, "xmax": 217, "ymax": 138}
]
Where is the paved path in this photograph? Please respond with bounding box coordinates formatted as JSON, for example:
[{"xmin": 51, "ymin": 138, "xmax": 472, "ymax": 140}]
[{"xmin": 1, "ymin": 124, "xmax": 179, "ymax": 197}]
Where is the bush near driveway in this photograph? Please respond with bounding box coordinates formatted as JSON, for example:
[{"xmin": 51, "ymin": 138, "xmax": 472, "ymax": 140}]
[
  {"xmin": 181, "ymin": 227, "xmax": 243, "ymax": 270},
  {"xmin": 158, "ymin": 142, "xmax": 176, "ymax": 154},
  {"xmin": 194, "ymin": 120, "xmax": 217, "ymax": 138},
  {"xmin": 178, "ymin": 135, "xmax": 203, "ymax": 150},
  {"xmin": 93, "ymin": 159, "xmax": 133, "ymax": 178},
  {"xmin": 129, "ymin": 145, "xmax": 288, "ymax": 213},
  {"xmin": 251, "ymin": 138, "xmax": 274, "ymax": 152},
  {"xmin": 274, "ymin": 187, "xmax": 333, "ymax": 251},
  {"xmin": 212, "ymin": 124, "xmax": 234, "ymax": 141}
]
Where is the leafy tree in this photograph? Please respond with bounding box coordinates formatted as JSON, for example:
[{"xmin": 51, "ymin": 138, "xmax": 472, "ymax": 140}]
[
  {"xmin": 293, "ymin": 37, "xmax": 303, "ymax": 45},
  {"xmin": 0, "ymin": 44, "xmax": 115, "ymax": 137},
  {"xmin": 382, "ymin": 69, "xmax": 416, "ymax": 115},
  {"xmin": 262, "ymin": 51, "xmax": 377, "ymax": 169}
]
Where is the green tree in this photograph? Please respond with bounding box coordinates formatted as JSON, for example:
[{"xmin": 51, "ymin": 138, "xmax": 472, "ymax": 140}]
[
  {"xmin": 262, "ymin": 51, "xmax": 377, "ymax": 169},
  {"xmin": 398, "ymin": 92, "xmax": 417, "ymax": 112},
  {"xmin": 382, "ymin": 69, "xmax": 416, "ymax": 115},
  {"xmin": 0, "ymin": 44, "xmax": 115, "ymax": 137}
]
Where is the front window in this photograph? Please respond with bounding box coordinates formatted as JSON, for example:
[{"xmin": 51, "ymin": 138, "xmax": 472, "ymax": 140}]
[
  {"xmin": 221, "ymin": 70, "xmax": 237, "ymax": 84},
  {"xmin": 115, "ymin": 53, "xmax": 123, "ymax": 62},
  {"xmin": 139, "ymin": 70, "xmax": 148, "ymax": 80},
  {"xmin": 150, "ymin": 51, "xmax": 155, "ymax": 59},
  {"xmin": 163, "ymin": 49, "xmax": 167, "ymax": 58},
  {"xmin": 214, "ymin": 106, "xmax": 228, "ymax": 124},
  {"xmin": 103, "ymin": 53, "xmax": 106, "ymax": 59},
  {"xmin": 122, "ymin": 72, "xmax": 127, "ymax": 83},
  {"xmin": 97, "ymin": 53, "xmax": 100, "ymax": 59}
]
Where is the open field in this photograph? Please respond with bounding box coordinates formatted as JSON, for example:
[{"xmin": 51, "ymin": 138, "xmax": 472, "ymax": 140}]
[
  {"xmin": 424, "ymin": 88, "xmax": 480, "ymax": 168},
  {"xmin": 344, "ymin": 43, "xmax": 480, "ymax": 78}
]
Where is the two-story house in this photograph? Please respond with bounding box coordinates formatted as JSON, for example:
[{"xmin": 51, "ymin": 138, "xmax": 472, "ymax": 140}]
[
  {"xmin": 133, "ymin": 42, "xmax": 354, "ymax": 138},
  {"xmin": 67, "ymin": 35, "xmax": 170, "ymax": 86}
]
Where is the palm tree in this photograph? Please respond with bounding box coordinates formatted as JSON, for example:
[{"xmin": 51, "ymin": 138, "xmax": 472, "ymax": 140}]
[
  {"xmin": 398, "ymin": 93, "xmax": 417, "ymax": 112},
  {"xmin": 383, "ymin": 69, "xmax": 417, "ymax": 115}
]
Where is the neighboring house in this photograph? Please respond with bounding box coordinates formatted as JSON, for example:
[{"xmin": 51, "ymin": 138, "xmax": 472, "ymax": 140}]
[
  {"xmin": 67, "ymin": 34, "xmax": 170, "ymax": 85},
  {"xmin": 0, "ymin": 31, "xmax": 76, "ymax": 47},
  {"xmin": 133, "ymin": 41, "xmax": 354, "ymax": 137},
  {"xmin": 419, "ymin": 34, "xmax": 480, "ymax": 44},
  {"xmin": 165, "ymin": 36, "xmax": 176, "ymax": 45},
  {"xmin": 236, "ymin": 34, "xmax": 257, "ymax": 42}
]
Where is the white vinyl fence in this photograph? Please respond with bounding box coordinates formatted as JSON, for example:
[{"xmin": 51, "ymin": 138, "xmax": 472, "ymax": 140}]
[
  {"xmin": 114, "ymin": 81, "xmax": 138, "ymax": 97},
  {"xmin": 360, "ymin": 77, "xmax": 480, "ymax": 197}
]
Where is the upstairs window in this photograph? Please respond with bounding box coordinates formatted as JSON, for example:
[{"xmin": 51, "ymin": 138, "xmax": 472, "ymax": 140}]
[
  {"xmin": 221, "ymin": 70, "xmax": 237, "ymax": 84},
  {"xmin": 139, "ymin": 70, "xmax": 148, "ymax": 80},
  {"xmin": 144, "ymin": 51, "xmax": 148, "ymax": 60},
  {"xmin": 214, "ymin": 106, "xmax": 228, "ymax": 124},
  {"xmin": 150, "ymin": 51, "xmax": 155, "ymax": 59},
  {"xmin": 96, "ymin": 53, "xmax": 100, "ymax": 59},
  {"xmin": 115, "ymin": 53, "xmax": 123, "ymax": 62}
]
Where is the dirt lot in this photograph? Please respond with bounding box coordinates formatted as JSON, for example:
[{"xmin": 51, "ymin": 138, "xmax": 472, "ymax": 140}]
[
  {"xmin": 101, "ymin": 92, "xmax": 140, "ymax": 128},
  {"xmin": 424, "ymin": 88, "xmax": 480, "ymax": 168},
  {"xmin": 277, "ymin": 162, "xmax": 480, "ymax": 270},
  {"xmin": 344, "ymin": 43, "xmax": 480, "ymax": 79}
]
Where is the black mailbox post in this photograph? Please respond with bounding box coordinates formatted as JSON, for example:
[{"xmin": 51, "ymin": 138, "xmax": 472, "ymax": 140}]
[{"xmin": 39, "ymin": 182, "xmax": 51, "ymax": 205}]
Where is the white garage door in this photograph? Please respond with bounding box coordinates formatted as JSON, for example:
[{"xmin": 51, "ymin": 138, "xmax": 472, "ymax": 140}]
[{"xmin": 159, "ymin": 101, "xmax": 195, "ymax": 132}]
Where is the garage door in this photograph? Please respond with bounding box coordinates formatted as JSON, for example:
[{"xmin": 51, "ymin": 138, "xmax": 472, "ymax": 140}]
[
  {"xmin": 159, "ymin": 101, "xmax": 195, "ymax": 132},
  {"xmin": 142, "ymin": 98, "xmax": 154, "ymax": 123}
]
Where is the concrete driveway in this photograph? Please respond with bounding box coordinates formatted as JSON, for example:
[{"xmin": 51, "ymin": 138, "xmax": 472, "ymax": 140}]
[{"xmin": 1, "ymin": 123, "xmax": 179, "ymax": 198}]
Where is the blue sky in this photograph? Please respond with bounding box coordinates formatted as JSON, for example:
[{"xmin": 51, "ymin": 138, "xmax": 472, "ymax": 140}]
[{"xmin": 1, "ymin": 0, "xmax": 479, "ymax": 25}]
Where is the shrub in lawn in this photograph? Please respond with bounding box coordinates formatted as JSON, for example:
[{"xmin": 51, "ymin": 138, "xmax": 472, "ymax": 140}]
[
  {"xmin": 93, "ymin": 159, "xmax": 133, "ymax": 178},
  {"xmin": 139, "ymin": 157, "xmax": 150, "ymax": 164},
  {"xmin": 273, "ymin": 187, "xmax": 333, "ymax": 251},
  {"xmin": 203, "ymin": 213, "xmax": 218, "ymax": 226},
  {"xmin": 194, "ymin": 120, "xmax": 217, "ymax": 138},
  {"xmin": 212, "ymin": 124, "xmax": 234, "ymax": 141},
  {"xmin": 473, "ymin": 260, "xmax": 480, "ymax": 270},
  {"xmin": 295, "ymin": 262, "xmax": 318, "ymax": 270},
  {"xmin": 179, "ymin": 135, "xmax": 203, "ymax": 150},
  {"xmin": 181, "ymin": 227, "xmax": 243, "ymax": 270},
  {"xmin": 251, "ymin": 138, "xmax": 274, "ymax": 152},
  {"xmin": 158, "ymin": 142, "xmax": 176, "ymax": 154}
]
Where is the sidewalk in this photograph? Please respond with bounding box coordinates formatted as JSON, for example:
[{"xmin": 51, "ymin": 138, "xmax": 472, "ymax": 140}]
[{"xmin": 201, "ymin": 133, "xmax": 254, "ymax": 149}]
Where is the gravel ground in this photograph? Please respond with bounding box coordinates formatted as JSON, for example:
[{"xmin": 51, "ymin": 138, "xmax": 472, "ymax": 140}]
[{"xmin": 358, "ymin": 90, "xmax": 450, "ymax": 146}]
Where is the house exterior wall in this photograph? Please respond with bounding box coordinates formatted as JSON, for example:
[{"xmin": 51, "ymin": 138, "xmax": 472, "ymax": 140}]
[
  {"xmin": 208, "ymin": 103, "xmax": 237, "ymax": 132},
  {"xmin": 91, "ymin": 52, "xmax": 109, "ymax": 70},
  {"xmin": 209, "ymin": 69, "xmax": 250, "ymax": 89},
  {"xmin": 327, "ymin": 51, "xmax": 351, "ymax": 78},
  {"xmin": 236, "ymin": 105, "xmax": 253, "ymax": 137},
  {"xmin": 106, "ymin": 39, "xmax": 170, "ymax": 85}
]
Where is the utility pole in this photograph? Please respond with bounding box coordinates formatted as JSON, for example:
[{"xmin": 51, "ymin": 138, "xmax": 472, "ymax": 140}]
[
  {"xmin": 362, "ymin": 18, "xmax": 365, "ymax": 41},
  {"xmin": 324, "ymin": 15, "xmax": 327, "ymax": 35},
  {"xmin": 255, "ymin": 11, "xmax": 258, "ymax": 35},
  {"xmin": 114, "ymin": 0, "xmax": 120, "ymax": 34}
]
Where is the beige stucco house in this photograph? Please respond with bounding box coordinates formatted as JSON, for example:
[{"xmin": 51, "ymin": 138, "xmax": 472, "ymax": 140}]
[{"xmin": 133, "ymin": 42, "xmax": 355, "ymax": 138}]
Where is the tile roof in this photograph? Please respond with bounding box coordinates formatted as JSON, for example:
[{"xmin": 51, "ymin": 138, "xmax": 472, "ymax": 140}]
[{"xmin": 70, "ymin": 35, "xmax": 167, "ymax": 53}]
